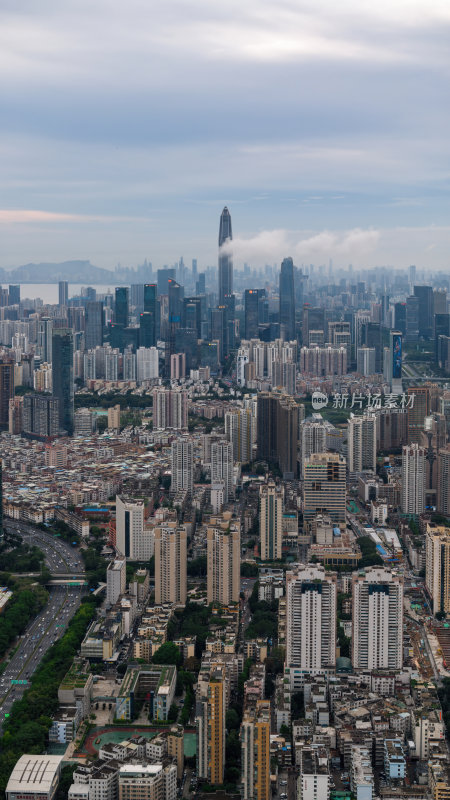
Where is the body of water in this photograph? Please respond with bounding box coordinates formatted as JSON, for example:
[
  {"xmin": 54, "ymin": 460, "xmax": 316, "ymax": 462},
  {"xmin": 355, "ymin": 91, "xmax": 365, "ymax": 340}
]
[{"xmin": 18, "ymin": 283, "xmax": 117, "ymax": 305}]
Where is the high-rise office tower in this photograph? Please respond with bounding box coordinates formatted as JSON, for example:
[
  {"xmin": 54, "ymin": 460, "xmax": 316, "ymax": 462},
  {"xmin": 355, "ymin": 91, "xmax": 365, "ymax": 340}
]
[
  {"xmin": 286, "ymin": 563, "xmax": 337, "ymax": 670},
  {"xmin": 37, "ymin": 317, "xmax": 53, "ymax": 363},
  {"xmin": 183, "ymin": 297, "xmax": 203, "ymax": 338},
  {"xmin": 356, "ymin": 346, "xmax": 376, "ymax": 376},
  {"xmin": 407, "ymin": 386, "xmax": 430, "ymax": 443},
  {"xmin": 58, "ymin": 281, "xmax": 68, "ymax": 307},
  {"xmin": 153, "ymin": 388, "xmax": 188, "ymax": 430},
  {"xmin": 196, "ymin": 664, "xmax": 226, "ymax": 785},
  {"xmin": 257, "ymin": 392, "xmax": 298, "ymax": 479},
  {"xmin": 402, "ymin": 443, "xmax": 425, "ymax": 514},
  {"xmin": 240, "ymin": 700, "xmax": 271, "ymax": 800},
  {"xmin": 303, "ymin": 452, "xmax": 346, "ymax": 526},
  {"xmin": 139, "ymin": 311, "xmax": 156, "ymax": 349},
  {"xmin": 210, "ymin": 440, "xmax": 234, "ymax": 502},
  {"xmin": 157, "ymin": 267, "xmax": 176, "ymax": 296},
  {"xmin": 225, "ymin": 407, "xmax": 255, "ymax": 464},
  {"xmin": 425, "ymin": 523, "xmax": 450, "ymax": 615},
  {"xmin": 362, "ymin": 321, "xmax": 382, "ymax": 373},
  {"xmin": 218, "ymin": 206, "xmax": 233, "ymax": 305},
  {"xmin": 154, "ymin": 522, "xmax": 187, "ymax": 606},
  {"xmin": 394, "ymin": 302, "xmax": 407, "ymax": 335},
  {"xmin": 437, "ymin": 447, "xmax": 450, "ymax": 516},
  {"xmin": 279, "ymin": 257, "xmax": 295, "ymax": 341},
  {"xmin": 52, "ymin": 329, "xmax": 74, "ymax": 435},
  {"xmin": 171, "ymin": 437, "xmax": 193, "ymax": 495},
  {"xmin": 302, "ymin": 305, "xmax": 325, "ymax": 347},
  {"xmin": 130, "ymin": 283, "xmax": 144, "ymax": 312},
  {"xmin": 115, "ymin": 495, "xmax": 153, "ymax": 560},
  {"xmin": 414, "ymin": 285, "xmax": 433, "ymax": 339},
  {"xmin": 435, "ymin": 313, "xmax": 450, "ymax": 361},
  {"xmin": 352, "ymin": 567, "xmax": 403, "ymax": 670},
  {"xmin": 209, "ymin": 305, "xmax": 230, "ymax": 361},
  {"xmin": 244, "ymin": 289, "xmax": 260, "ymax": 340},
  {"xmin": 207, "ymin": 512, "xmax": 240, "ymax": 605},
  {"xmin": 348, "ymin": 413, "xmax": 377, "ymax": 474},
  {"xmin": 115, "ymin": 287, "xmax": 129, "ymax": 327},
  {"xmin": 85, "ymin": 301, "xmax": 104, "ymax": 350},
  {"xmin": 259, "ymin": 482, "xmax": 283, "ymax": 561},
  {"xmin": 406, "ymin": 295, "xmax": 419, "ymax": 342},
  {"xmin": 0, "ymin": 361, "xmax": 14, "ymax": 431},
  {"xmin": 8, "ymin": 285, "xmax": 20, "ymax": 305},
  {"xmin": 0, "ymin": 458, "xmax": 2, "ymax": 542}
]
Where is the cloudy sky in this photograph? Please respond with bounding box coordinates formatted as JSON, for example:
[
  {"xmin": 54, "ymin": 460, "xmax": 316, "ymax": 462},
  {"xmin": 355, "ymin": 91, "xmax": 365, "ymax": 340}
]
[{"xmin": 1, "ymin": 0, "xmax": 449, "ymax": 271}]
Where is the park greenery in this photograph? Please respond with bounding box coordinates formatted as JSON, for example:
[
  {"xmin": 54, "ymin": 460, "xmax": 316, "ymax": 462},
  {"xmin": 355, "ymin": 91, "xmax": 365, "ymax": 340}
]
[
  {"xmin": 0, "ymin": 543, "xmax": 46, "ymax": 575},
  {"xmin": 0, "ymin": 597, "xmax": 98, "ymax": 798},
  {"xmin": 245, "ymin": 581, "xmax": 279, "ymax": 641},
  {"xmin": 0, "ymin": 583, "xmax": 48, "ymax": 660},
  {"xmin": 357, "ymin": 536, "xmax": 384, "ymax": 568}
]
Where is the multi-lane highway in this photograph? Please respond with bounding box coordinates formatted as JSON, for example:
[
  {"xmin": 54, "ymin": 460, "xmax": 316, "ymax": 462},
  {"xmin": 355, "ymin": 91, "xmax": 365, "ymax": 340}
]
[{"xmin": 0, "ymin": 522, "xmax": 86, "ymax": 731}]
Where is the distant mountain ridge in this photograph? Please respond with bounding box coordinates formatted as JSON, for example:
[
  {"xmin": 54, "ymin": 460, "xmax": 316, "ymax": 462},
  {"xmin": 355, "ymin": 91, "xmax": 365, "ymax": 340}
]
[{"xmin": 1, "ymin": 260, "xmax": 116, "ymax": 283}]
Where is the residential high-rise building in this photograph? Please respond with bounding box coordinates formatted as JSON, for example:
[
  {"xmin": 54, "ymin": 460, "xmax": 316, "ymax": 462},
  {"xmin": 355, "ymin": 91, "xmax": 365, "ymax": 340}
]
[
  {"xmin": 300, "ymin": 414, "xmax": 328, "ymax": 477},
  {"xmin": 0, "ymin": 361, "xmax": 14, "ymax": 430},
  {"xmin": 115, "ymin": 496, "xmax": 152, "ymax": 560},
  {"xmin": 196, "ymin": 664, "xmax": 226, "ymax": 785},
  {"xmin": 211, "ymin": 440, "xmax": 233, "ymax": 502},
  {"xmin": 425, "ymin": 523, "xmax": 450, "ymax": 615},
  {"xmin": 106, "ymin": 559, "xmax": 126, "ymax": 605},
  {"xmin": 136, "ymin": 347, "xmax": 159, "ymax": 382},
  {"xmin": 279, "ymin": 257, "xmax": 295, "ymax": 341},
  {"xmin": 352, "ymin": 567, "xmax": 403, "ymax": 670},
  {"xmin": 297, "ymin": 746, "xmax": 330, "ymax": 800},
  {"xmin": 401, "ymin": 443, "xmax": 425, "ymax": 515},
  {"xmin": 85, "ymin": 301, "xmax": 104, "ymax": 350},
  {"xmin": 170, "ymin": 352, "xmax": 186, "ymax": 380},
  {"xmin": 257, "ymin": 392, "xmax": 298, "ymax": 479},
  {"xmin": 153, "ymin": 388, "xmax": 188, "ymax": 430},
  {"xmin": 22, "ymin": 394, "xmax": 59, "ymax": 439},
  {"xmin": 302, "ymin": 306, "xmax": 325, "ymax": 348},
  {"xmin": 58, "ymin": 280, "xmax": 68, "ymax": 307},
  {"xmin": 303, "ymin": 452, "xmax": 346, "ymax": 526},
  {"xmin": 437, "ymin": 447, "xmax": 450, "ymax": 516},
  {"xmin": 115, "ymin": 287, "xmax": 129, "ymax": 327},
  {"xmin": 118, "ymin": 762, "xmax": 177, "ymax": 800},
  {"xmin": 154, "ymin": 522, "xmax": 187, "ymax": 606},
  {"xmin": 218, "ymin": 206, "xmax": 233, "ymax": 306},
  {"xmin": 37, "ymin": 317, "xmax": 53, "ymax": 363},
  {"xmin": 52, "ymin": 329, "xmax": 74, "ymax": 435},
  {"xmin": 407, "ymin": 386, "xmax": 430, "ymax": 443},
  {"xmin": 286, "ymin": 563, "xmax": 337, "ymax": 670},
  {"xmin": 259, "ymin": 482, "xmax": 283, "ymax": 561},
  {"xmin": 171, "ymin": 437, "xmax": 193, "ymax": 495},
  {"xmin": 348, "ymin": 413, "xmax": 377, "ymax": 474},
  {"xmin": 225, "ymin": 407, "xmax": 255, "ymax": 464},
  {"xmin": 207, "ymin": 512, "xmax": 240, "ymax": 605},
  {"xmin": 240, "ymin": 700, "xmax": 271, "ymax": 800},
  {"xmin": 356, "ymin": 346, "xmax": 376, "ymax": 376}
]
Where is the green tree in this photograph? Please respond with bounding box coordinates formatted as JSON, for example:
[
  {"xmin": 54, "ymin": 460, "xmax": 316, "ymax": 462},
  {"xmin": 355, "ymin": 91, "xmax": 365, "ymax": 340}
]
[{"xmin": 151, "ymin": 642, "xmax": 182, "ymax": 667}]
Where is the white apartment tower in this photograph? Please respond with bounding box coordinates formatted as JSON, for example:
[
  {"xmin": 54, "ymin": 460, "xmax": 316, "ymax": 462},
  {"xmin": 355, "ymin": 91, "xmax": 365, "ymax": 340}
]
[
  {"xmin": 153, "ymin": 388, "xmax": 188, "ymax": 430},
  {"xmin": 115, "ymin": 496, "xmax": 145, "ymax": 560},
  {"xmin": 402, "ymin": 443, "xmax": 425, "ymax": 514},
  {"xmin": 352, "ymin": 567, "xmax": 403, "ymax": 670},
  {"xmin": 259, "ymin": 482, "xmax": 283, "ymax": 561},
  {"xmin": 348, "ymin": 412, "xmax": 377, "ymax": 474},
  {"xmin": 286, "ymin": 563, "xmax": 337, "ymax": 670},
  {"xmin": 106, "ymin": 559, "xmax": 126, "ymax": 605},
  {"xmin": 171, "ymin": 437, "xmax": 194, "ymax": 495},
  {"xmin": 211, "ymin": 440, "xmax": 234, "ymax": 502},
  {"xmin": 154, "ymin": 523, "xmax": 187, "ymax": 606}
]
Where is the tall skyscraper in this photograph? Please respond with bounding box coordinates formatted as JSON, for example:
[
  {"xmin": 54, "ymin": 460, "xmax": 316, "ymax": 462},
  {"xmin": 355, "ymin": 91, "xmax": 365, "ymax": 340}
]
[
  {"xmin": 437, "ymin": 447, "xmax": 450, "ymax": 516},
  {"xmin": 211, "ymin": 440, "xmax": 234, "ymax": 502},
  {"xmin": 37, "ymin": 317, "xmax": 53, "ymax": 363},
  {"xmin": 153, "ymin": 388, "xmax": 188, "ymax": 430},
  {"xmin": 218, "ymin": 206, "xmax": 233, "ymax": 305},
  {"xmin": 85, "ymin": 301, "xmax": 104, "ymax": 350},
  {"xmin": 240, "ymin": 700, "xmax": 271, "ymax": 800},
  {"xmin": 8, "ymin": 285, "xmax": 20, "ymax": 306},
  {"xmin": 52, "ymin": 329, "xmax": 74, "ymax": 435},
  {"xmin": 207, "ymin": 513, "xmax": 240, "ymax": 605},
  {"xmin": 402, "ymin": 443, "xmax": 425, "ymax": 515},
  {"xmin": 115, "ymin": 496, "xmax": 153, "ymax": 560},
  {"xmin": 407, "ymin": 386, "xmax": 430, "ymax": 443},
  {"xmin": 22, "ymin": 394, "xmax": 59, "ymax": 439},
  {"xmin": 225, "ymin": 407, "xmax": 255, "ymax": 464},
  {"xmin": 106, "ymin": 559, "xmax": 126, "ymax": 605},
  {"xmin": 286, "ymin": 563, "xmax": 337, "ymax": 670},
  {"xmin": 58, "ymin": 281, "xmax": 68, "ymax": 307},
  {"xmin": 257, "ymin": 392, "xmax": 298, "ymax": 479},
  {"xmin": 171, "ymin": 437, "xmax": 193, "ymax": 495},
  {"xmin": 279, "ymin": 257, "xmax": 295, "ymax": 341},
  {"xmin": 115, "ymin": 287, "xmax": 129, "ymax": 327},
  {"xmin": 300, "ymin": 414, "xmax": 328, "ymax": 477},
  {"xmin": 352, "ymin": 567, "xmax": 403, "ymax": 670},
  {"xmin": 196, "ymin": 664, "xmax": 226, "ymax": 785},
  {"xmin": 406, "ymin": 295, "xmax": 419, "ymax": 342},
  {"xmin": 425, "ymin": 523, "xmax": 450, "ymax": 615},
  {"xmin": 303, "ymin": 452, "xmax": 346, "ymax": 526},
  {"xmin": 259, "ymin": 482, "xmax": 283, "ymax": 561},
  {"xmin": 244, "ymin": 289, "xmax": 260, "ymax": 340},
  {"xmin": 0, "ymin": 361, "xmax": 14, "ymax": 431},
  {"xmin": 154, "ymin": 522, "xmax": 187, "ymax": 606},
  {"xmin": 414, "ymin": 284, "xmax": 433, "ymax": 339},
  {"xmin": 348, "ymin": 413, "xmax": 377, "ymax": 474}
]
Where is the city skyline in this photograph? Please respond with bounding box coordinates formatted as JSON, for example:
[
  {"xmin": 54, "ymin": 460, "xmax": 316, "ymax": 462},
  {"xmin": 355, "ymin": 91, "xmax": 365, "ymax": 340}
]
[{"xmin": 1, "ymin": 1, "xmax": 449, "ymax": 268}]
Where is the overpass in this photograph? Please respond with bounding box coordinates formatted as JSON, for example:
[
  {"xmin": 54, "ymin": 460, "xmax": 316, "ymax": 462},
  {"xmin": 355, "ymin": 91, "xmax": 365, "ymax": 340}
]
[{"xmin": 10, "ymin": 572, "xmax": 88, "ymax": 586}]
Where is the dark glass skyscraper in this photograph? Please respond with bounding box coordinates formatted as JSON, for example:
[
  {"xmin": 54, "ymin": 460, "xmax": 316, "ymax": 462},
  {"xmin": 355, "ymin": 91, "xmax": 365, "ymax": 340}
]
[
  {"xmin": 414, "ymin": 285, "xmax": 433, "ymax": 339},
  {"xmin": 85, "ymin": 301, "xmax": 104, "ymax": 349},
  {"xmin": 218, "ymin": 207, "xmax": 233, "ymax": 305},
  {"xmin": 8, "ymin": 285, "xmax": 20, "ymax": 305},
  {"xmin": 244, "ymin": 290, "xmax": 260, "ymax": 339},
  {"xmin": 279, "ymin": 257, "xmax": 295, "ymax": 341},
  {"xmin": 52, "ymin": 329, "xmax": 74, "ymax": 435},
  {"xmin": 0, "ymin": 361, "xmax": 14, "ymax": 430},
  {"xmin": 115, "ymin": 287, "xmax": 129, "ymax": 328}
]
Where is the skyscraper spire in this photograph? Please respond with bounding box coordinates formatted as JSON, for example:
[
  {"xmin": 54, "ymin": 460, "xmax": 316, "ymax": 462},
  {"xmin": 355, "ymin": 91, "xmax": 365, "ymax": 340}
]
[{"xmin": 218, "ymin": 206, "xmax": 233, "ymax": 305}]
